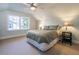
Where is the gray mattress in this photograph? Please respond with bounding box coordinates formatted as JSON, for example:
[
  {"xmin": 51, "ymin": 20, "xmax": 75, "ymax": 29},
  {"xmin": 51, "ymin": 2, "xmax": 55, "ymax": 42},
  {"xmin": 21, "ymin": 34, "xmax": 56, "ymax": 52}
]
[{"xmin": 27, "ymin": 30, "xmax": 58, "ymax": 44}]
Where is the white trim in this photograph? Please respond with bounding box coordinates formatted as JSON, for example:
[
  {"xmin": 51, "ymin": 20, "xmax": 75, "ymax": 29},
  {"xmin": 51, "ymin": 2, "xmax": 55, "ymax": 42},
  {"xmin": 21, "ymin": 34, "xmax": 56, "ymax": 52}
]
[
  {"xmin": 0, "ymin": 34, "xmax": 26, "ymax": 40},
  {"xmin": 72, "ymin": 40, "xmax": 79, "ymax": 44}
]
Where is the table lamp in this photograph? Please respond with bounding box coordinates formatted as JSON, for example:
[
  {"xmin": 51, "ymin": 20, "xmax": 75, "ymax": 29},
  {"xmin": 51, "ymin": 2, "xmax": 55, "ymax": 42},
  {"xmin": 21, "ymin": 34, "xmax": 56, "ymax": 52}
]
[{"xmin": 64, "ymin": 22, "xmax": 72, "ymax": 31}]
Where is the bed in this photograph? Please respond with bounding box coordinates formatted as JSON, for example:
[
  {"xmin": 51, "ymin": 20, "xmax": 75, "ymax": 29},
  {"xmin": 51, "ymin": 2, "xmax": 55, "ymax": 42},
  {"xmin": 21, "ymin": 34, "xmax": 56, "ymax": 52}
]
[{"xmin": 26, "ymin": 25, "xmax": 60, "ymax": 52}]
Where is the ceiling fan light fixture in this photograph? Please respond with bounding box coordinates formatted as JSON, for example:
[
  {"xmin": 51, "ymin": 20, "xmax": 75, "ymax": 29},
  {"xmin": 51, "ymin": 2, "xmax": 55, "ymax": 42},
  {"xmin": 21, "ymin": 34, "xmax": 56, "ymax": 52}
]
[
  {"xmin": 30, "ymin": 3, "xmax": 37, "ymax": 11},
  {"xmin": 30, "ymin": 6, "xmax": 36, "ymax": 11}
]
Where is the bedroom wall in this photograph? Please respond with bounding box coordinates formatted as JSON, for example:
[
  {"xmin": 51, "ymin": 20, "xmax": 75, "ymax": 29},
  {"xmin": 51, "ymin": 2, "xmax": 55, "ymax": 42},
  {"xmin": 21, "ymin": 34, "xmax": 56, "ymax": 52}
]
[
  {"xmin": 39, "ymin": 17, "xmax": 79, "ymax": 44},
  {"xmin": 33, "ymin": 3, "xmax": 79, "ymax": 44},
  {"xmin": 0, "ymin": 12, "xmax": 3, "ymax": 38},
  {"xmin": 0, "ymin": 10, "xmax": 38, "ymax": 40}
]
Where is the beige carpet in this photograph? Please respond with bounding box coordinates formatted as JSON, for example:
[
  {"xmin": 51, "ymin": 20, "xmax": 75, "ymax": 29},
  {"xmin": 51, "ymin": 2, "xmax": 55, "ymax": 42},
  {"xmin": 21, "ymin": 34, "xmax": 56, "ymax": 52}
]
[{"xmin": 0, "ymin": 36, "xmax": 79, "ymax": 55}]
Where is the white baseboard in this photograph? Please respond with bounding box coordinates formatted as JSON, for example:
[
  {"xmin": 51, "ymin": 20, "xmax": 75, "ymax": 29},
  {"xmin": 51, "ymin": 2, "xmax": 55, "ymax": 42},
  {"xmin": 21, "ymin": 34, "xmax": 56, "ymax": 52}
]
[
  {"xmin": 0, "ymin": 34, "xmax": 26, "ymax": 40},
  {"xmin": 72, "ymin": 40, "xmax": 79, "ymax": 44}
]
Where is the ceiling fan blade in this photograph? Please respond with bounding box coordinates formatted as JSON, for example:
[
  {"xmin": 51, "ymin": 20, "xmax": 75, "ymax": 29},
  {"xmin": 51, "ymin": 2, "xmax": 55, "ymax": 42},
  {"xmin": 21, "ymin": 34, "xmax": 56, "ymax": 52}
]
[{"xmin": 23, "ymin": 3, "xmax": 32, "ymax": 6}]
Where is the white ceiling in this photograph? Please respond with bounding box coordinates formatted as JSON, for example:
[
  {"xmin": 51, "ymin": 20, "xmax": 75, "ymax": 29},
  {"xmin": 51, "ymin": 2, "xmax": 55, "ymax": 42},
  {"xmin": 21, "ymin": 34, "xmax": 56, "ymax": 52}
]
[
  {"xmin": 31, "ymin": 3, "xmax": 79, "ymax": 21},
  {"xmin": 0, "ymin": 3, "xmax": 30, "ymax": 13},
  {"xmin": 0, "ymin": 3, "xmax": 79, "ymax": 21}
]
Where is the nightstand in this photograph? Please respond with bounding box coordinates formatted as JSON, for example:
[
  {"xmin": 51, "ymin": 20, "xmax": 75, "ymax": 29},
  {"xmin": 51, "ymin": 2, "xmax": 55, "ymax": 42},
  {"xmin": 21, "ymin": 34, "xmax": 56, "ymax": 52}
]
[{"xmin": 62, "ymin": 32, "xmax": 72, "ymax": 46}]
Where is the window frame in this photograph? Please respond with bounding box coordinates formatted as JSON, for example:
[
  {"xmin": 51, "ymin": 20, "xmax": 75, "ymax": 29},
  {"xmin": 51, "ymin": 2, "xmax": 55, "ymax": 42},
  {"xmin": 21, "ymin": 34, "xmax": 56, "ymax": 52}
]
[
  {"xmin": 7, "ymin": 15, "xmax": 30, "ymax": 31},
  {"xmin": 20, "ymin": 17, "xmax": 30, "ymax": 30}
]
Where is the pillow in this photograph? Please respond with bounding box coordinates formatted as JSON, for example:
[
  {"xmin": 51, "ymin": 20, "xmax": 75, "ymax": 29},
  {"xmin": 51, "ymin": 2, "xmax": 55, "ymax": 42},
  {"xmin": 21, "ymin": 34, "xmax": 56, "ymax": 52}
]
[
  {"xmin": 43, "ymin": 25, "xmax": 59, "ymax": 30},
  {"xmin": 49, "ymin": 25, "xmax": 58, "ymax": 30},
  {"xmin": 43, "ymin": 26, "xmax": 49, "ymax": 30}
]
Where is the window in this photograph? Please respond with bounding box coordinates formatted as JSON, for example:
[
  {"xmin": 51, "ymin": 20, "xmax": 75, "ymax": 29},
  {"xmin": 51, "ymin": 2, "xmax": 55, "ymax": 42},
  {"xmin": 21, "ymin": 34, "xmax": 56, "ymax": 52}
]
[
  {"xmin": 8, "ymin": 15, "xmax": 29, "ymax": 30},
  {"xmin": 20, "ymin": 17, "xmax": 29, "ymax": 29}
]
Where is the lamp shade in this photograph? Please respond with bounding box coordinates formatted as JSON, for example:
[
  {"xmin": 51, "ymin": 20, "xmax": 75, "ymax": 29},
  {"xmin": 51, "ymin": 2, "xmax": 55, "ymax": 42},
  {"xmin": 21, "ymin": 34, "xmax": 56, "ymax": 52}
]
[{"xmin": 64, "ymin": 22, "xmax": 72, "ymax": 26}]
